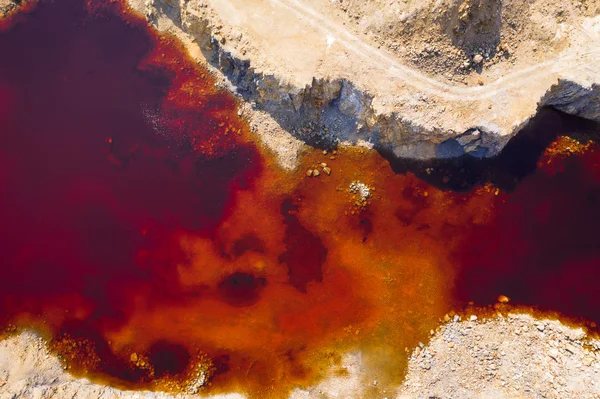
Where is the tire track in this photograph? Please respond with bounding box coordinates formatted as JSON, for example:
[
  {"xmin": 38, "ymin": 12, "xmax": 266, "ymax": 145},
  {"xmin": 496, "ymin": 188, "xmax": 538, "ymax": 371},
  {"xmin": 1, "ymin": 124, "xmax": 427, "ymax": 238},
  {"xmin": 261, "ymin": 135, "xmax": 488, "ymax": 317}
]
[{"xmin": 272, "ymin": 0, "xmax": 600, "ymax": 102}]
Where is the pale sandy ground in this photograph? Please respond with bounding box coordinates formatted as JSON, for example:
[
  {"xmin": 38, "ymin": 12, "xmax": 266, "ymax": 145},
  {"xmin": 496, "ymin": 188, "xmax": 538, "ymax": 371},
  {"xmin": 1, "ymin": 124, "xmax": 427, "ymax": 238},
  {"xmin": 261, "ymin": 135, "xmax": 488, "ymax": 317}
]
[
  {"xmin": 0, "ymin": 0, "xmax": 16, "ymax": 16},
  {"xmin": 116, "ymin": 0, "xmax": 600, "ymax": 164},
  {"xmin": 166, "ymin": 0, "xmax": 600, "ymax": 156},
  {"xmin": 2, "ymin": 314, "xmax": 600, "ymax": 398}
]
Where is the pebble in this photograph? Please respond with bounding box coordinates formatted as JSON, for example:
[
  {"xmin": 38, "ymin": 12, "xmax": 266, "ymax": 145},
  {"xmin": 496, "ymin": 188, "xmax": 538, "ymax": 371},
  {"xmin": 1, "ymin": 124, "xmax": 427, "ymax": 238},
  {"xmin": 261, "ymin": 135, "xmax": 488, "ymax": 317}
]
[
  {"xmin": 564, "ymin": 343, "xmax": 578, "ymax": 354},
  {"xmin": 498, "ymin": 295, "xmax": 510, "ymax": 303},
  {"xmin": 306, "ymin": 169, "xmax": 313, "ymax": 177},
  {"xmin": 583, "ymin": 356, "xmax": 595, "ymax": 367},
  {"xmin": 473, "ymin": 54, "xmax": 484, "ymax": 64},
  {"xmin": 470, "ymin": 315, "xmax": 478, "ymax": 321},
  {"xmin": 313, "ymin": 169, "xmax": 320, "ymax": 177},
  {"xmin": 130, "ymin": 353, "xmax": 138, "ymax": 362},
  {"xmin": 323, "ymin": 166, "xmax": 331, "ymax": 175}
]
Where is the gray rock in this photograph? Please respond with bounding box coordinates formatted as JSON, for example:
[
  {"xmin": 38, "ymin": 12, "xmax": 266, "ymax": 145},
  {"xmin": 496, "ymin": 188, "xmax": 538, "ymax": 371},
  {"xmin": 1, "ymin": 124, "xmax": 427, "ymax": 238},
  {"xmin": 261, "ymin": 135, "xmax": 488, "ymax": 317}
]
[{"xmin": 540, "ymin": 81, "xmax": 600, "ymax": 121}]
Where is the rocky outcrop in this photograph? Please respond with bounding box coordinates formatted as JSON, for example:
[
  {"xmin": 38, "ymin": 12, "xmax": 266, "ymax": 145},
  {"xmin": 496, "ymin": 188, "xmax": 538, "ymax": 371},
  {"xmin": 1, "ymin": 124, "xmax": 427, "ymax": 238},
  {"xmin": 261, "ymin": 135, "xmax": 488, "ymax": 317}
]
[
  {"xmin": 175, "ymin": 1, "xmax": 504, "ymax": 159},
  {"xmin": 132, "ymin": 0, "xmax": 600, "ymax": 160},
  {"xmin": 0, "ymin": 0, "xmax": 17, "ymax": 17},
  {"xmin": 541, "ymin": 81, "xmax": 600, "ymax": 122}
]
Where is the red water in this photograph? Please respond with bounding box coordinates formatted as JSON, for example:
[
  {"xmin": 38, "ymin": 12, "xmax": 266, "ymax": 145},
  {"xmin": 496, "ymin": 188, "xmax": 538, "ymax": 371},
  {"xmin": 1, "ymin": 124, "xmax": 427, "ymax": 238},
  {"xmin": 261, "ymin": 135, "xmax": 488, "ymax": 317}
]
[
  {"xmin": 0, "ymin": 0, "xmax": 262, "ymax": 388},
  {"xmin": 0, "ymin": 0, "xmax": 600, "ymax": 397},
  {"xmin": 455, "ymin": 143, "xmax": 600, "ymax": 321}
]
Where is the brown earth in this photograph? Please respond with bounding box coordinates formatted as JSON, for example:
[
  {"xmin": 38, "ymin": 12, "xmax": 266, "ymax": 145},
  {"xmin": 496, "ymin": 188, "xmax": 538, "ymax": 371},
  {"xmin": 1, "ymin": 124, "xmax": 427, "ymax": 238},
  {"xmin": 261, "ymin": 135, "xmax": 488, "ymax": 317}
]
[{"xmin": 0, "ymin": 0, "xmax": 16, "ymax": 16}]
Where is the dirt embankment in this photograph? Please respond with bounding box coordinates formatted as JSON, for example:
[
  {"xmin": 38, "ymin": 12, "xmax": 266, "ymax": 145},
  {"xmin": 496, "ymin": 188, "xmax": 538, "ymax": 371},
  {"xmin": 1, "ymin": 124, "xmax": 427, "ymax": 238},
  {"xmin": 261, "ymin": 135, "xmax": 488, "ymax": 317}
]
[
  {"xmin": 3, "ymin": 313, "xmax": 600, "ymax": 398},
  {"xmin": 128, "ymin": 0, "xmax": 600, "ymax": 164}
]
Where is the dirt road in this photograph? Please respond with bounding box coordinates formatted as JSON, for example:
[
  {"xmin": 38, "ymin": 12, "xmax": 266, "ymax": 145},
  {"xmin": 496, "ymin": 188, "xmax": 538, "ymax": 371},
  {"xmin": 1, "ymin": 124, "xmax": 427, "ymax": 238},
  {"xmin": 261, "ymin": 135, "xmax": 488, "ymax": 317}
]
[{"xmin": 267, "ymin": 0, "xmax": 600, "ymax": 101}]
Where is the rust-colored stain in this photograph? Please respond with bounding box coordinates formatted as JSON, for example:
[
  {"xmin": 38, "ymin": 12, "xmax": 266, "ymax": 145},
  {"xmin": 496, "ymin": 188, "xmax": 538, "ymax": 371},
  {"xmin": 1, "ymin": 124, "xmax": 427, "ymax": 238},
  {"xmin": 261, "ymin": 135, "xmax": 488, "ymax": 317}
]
[{"xmin": 0, "ymin": 0, "xmax": 599, "ymax": 398}]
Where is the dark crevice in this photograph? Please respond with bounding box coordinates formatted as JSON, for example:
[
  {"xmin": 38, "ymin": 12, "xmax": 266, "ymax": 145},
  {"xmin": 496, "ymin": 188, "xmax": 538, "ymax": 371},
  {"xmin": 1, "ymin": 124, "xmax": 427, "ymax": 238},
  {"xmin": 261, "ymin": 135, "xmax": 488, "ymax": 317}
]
[{"xmin": 378, "ymin": 108, "xmax": 600, "ymax": 192}]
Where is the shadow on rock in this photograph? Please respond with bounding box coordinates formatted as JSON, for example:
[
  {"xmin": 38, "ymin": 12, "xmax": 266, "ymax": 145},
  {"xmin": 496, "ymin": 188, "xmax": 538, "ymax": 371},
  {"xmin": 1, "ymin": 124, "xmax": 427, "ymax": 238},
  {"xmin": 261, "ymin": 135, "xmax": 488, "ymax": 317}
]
[{"xmin": 379, "ymin": 107, "xmax": 600, "ymax": 192}]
